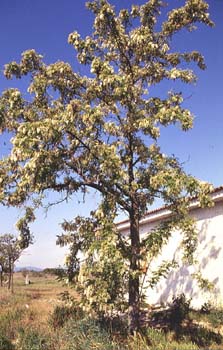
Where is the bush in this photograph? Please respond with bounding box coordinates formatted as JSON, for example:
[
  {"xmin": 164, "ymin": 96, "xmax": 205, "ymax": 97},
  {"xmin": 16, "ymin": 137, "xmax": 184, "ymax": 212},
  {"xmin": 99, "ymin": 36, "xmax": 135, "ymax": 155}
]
[
  {"xmin": 49, "ymin": 304, "xmax": 84, "ymax": 329},
  {"xmin": 200, "ymin": 301, "xmax": 212, "ymax": 314},
  {"xmin": 0, "ymin": 334, "xmax": 15, "ymax": 350},
  {"xmin": 169, "ymin": 294, "xmax": 191, "ymax": 329}
]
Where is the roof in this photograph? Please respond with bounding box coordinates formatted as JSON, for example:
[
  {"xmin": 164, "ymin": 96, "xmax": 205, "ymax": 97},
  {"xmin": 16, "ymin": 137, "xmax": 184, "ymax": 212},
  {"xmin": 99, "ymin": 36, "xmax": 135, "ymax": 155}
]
[{"xmin": 116, "ymin": 186, "xmax": 223, "ymax": 231}]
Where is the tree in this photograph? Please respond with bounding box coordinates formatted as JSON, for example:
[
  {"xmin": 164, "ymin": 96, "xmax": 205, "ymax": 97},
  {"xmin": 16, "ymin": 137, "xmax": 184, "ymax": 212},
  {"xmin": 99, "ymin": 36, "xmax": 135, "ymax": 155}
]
[
  {"xmin": 0, "ymin": 234, "xmax": 22, "ymax": 292},
  {"xmin": 0, "ymin": 0, "xmax": 214, "ymax": 331},
  {"xmin": 0, "ymin": 248, "xmax": 7, "ymax": 287}
]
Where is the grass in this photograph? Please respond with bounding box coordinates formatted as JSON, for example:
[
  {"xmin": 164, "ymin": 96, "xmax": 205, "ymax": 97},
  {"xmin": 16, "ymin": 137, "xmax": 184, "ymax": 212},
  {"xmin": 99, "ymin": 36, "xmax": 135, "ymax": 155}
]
[
  {"xmin": 1, "ymin": 274, "xmax": 223, "ymax": 349},
  {"xmin": 190, "ymin": 308, "xmax": 223, "ymax": 328},
  {"xmin": 0, "ymin": 272, "xmax": 76, "ymax": 349},
  {"xmin": 0, "ymin": 272, "xmax": 71, "ymax": 325}
]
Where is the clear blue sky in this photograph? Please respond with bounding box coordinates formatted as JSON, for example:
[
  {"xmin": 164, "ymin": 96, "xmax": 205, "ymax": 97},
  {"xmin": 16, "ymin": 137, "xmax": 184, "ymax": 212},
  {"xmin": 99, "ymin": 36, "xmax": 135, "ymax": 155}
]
[{"xmin": 0, "ymin": 0, "xmax": 222, "ymax": 268}]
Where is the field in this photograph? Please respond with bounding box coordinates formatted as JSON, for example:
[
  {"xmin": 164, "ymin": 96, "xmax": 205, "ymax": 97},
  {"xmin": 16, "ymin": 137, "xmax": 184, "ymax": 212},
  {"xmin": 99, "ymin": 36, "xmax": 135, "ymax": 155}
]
[
  {"xmin": 1, "ymin": 272, "xmax": 73, "ymax": 321},
  {"xmin": 0, "ymin": 272, "xmax": 76, "ymax": 349},
  {"xmin": 1, "ymin": 272, "xmax": 223, "ymax": 350}
]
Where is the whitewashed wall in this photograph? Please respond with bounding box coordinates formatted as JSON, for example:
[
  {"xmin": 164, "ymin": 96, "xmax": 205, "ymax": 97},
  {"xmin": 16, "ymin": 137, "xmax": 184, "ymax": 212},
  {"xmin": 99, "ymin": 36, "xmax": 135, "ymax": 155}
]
[{"xmin": 117, "ymin": 196, "xmax": 223, "ymax": 308}]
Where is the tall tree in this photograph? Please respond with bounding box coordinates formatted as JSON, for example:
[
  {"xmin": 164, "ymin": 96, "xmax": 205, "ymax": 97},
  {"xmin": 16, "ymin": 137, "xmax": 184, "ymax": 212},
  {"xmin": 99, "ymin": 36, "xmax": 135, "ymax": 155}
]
[{"xmin": 0, "ymin": 0, "xmax": 213, "ymax": 330}]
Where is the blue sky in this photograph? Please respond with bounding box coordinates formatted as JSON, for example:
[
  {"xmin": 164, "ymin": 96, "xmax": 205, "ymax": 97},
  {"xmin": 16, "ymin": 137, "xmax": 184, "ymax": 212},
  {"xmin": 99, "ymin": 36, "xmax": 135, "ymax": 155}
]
[{"xmin": 0, "ymin": 0, "xmax": 222, "ymax": 268}]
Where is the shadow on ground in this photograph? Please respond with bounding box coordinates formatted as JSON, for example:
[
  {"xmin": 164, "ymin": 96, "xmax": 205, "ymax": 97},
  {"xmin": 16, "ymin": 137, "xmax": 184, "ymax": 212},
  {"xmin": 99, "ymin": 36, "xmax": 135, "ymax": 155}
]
[{"xmin": 148, "ymin": 304, "xmax": 223, "ymax": 348}]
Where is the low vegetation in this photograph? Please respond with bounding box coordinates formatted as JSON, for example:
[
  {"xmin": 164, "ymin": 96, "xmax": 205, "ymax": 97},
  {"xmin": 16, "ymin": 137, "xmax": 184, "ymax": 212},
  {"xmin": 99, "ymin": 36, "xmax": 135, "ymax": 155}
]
[{"xmin": 0, "ymin": 273, "xmax": 223, "ymax": 349}]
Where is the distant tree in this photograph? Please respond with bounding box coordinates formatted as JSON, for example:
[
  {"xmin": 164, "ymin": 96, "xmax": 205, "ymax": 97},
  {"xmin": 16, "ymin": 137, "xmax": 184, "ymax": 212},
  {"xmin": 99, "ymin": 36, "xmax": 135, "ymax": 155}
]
[
  {"xmin": 0, "ymin": 251, "xmax": 6, "ymax": 287},
  {"xmin": 0, "ymin": 234, "xmax": 22, "ymax": 292},
  {"xmin": 43, "ymin": 267, "xmax": 66, "ymax": 277},
  {"xmin": 0, "ymin": 236, "xmax": 9, "ymax": 287},
  {"xmin": 0, "ymin": 0, "xmax": 214, "ymax": 331}
]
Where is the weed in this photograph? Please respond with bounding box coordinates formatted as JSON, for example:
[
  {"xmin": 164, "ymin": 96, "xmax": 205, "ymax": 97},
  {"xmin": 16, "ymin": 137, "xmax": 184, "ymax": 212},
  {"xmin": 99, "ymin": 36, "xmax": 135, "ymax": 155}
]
[
  {"xmin": 16, "ymin": 328, "xmax": 50, "ymax": 350},
  {"xmin": 182, "ymin": 325, "xmax": 222, "ymax": 347},
  {"xmin": 59, "ymin": 318, "xmax": 124, "ymax": 350},
  {"xmin": 98, "ymin": 314, "xmax": 128, "ymax": 337},
  {"xmin": 0, "ymin": 334, "xmax": 15, "ymax": 350},
  {"xmin": 206, "ymin": 309, "xmax": 223, "ymax": 327},
  {"xmin": 0, "ymin": 307, "xmax": 25, "ymax": 339},
  {"xmin": 126, "ymin": 329, "xmax": 199, "ymax": 350}
]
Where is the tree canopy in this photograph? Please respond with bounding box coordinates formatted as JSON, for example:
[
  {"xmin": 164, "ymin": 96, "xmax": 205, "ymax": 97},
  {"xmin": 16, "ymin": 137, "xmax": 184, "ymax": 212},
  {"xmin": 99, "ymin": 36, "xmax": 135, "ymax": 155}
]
[{"xmin": 0, "ymin": 0, "xmax": 214, "ymax": 331}]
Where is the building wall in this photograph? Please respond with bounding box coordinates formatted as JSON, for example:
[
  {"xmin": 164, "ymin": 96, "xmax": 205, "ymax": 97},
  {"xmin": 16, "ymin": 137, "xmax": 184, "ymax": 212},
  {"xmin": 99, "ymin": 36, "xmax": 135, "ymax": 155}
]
[{"xmin": 119, "ymin": 199, "xmax": 223, "ymax": 308}]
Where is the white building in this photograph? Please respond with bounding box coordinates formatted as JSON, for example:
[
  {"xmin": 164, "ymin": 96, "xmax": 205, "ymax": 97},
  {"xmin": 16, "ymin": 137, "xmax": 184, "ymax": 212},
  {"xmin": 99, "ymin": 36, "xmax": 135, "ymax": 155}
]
[{"xmin": 117, "ymin": 187, "xmax": 223, "ymax": 308}]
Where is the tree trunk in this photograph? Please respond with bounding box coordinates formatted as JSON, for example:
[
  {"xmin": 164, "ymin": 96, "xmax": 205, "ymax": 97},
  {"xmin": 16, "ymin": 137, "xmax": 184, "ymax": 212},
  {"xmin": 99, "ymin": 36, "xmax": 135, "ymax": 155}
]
[
  {"xmin": 8, "ymin": 276, "xmax": 10, "ymax": 290},
  {"xmin": 8, "ymin": 258, "xmax": 11, "ymax": 290},
  {"xmin": 0, "ymin": 270, "xmax": 3, "ymax": 287},
  {"xmin": 129, "ymin": 207, "xmax": 140, "ymax": 333},
  {"xmin": 11, "ymin": 268, "xmax": 14, "ymax": 294}
]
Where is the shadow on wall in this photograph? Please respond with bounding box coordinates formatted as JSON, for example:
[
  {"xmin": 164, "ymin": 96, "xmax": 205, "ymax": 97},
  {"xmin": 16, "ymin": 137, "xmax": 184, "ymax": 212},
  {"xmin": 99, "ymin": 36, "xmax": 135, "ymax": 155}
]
[{"xmin": 154, "ymin": 212, "xmax": 222, "ymax": 307}]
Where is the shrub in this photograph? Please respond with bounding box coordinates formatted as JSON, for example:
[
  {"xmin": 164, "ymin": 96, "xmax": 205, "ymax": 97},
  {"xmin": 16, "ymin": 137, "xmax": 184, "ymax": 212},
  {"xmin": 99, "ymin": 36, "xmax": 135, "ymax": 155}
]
[
  {"xmin": 200, "ymin": 301, "xmax": 212, "ymax": 314},
  {"xmin": 169, "ymin": 294, "xmax": 191, "ymax": 329},
  {"xmin": 49, "ymin": 304, "xmax": 84, "ymax": 329}
]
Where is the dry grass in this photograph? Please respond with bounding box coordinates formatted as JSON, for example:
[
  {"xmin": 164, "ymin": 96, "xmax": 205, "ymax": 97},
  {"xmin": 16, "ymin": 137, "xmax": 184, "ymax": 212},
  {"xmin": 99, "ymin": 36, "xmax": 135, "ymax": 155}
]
[
  {"xmin": 0, "ymin": 272, "xmax": 77, "ymax": 344},
  {"xmin": 1, "ymin": 274, "xmax": 223, "ymax": 350}
]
